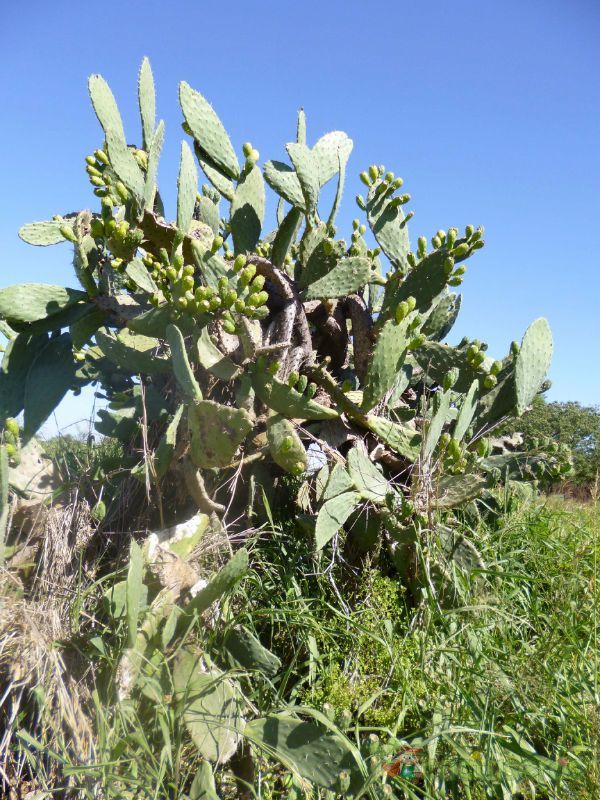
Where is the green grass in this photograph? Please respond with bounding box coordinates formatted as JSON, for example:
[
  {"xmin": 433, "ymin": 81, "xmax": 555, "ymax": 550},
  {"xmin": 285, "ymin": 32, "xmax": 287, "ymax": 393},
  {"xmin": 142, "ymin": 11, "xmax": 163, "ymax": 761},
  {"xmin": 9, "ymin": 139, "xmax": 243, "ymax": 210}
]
[
  {"xmin": 240, "ymin": 498, "xmax": 599, "ymax": 798},
  {"xmin": 1, "ymin": 496, "xmax": 597, "ymax": 798}
]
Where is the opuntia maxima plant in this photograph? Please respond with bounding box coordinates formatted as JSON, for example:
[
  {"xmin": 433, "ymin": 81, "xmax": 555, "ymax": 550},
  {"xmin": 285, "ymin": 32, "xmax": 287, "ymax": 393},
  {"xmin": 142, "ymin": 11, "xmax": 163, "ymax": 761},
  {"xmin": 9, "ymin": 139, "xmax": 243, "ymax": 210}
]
[
  {"xmin": 1, "ymin": 59, "xmax": 566, "ymax": 548},
  {"xmin": 0, "ymin": 58, "xmax": 578, "ymax": 797}
]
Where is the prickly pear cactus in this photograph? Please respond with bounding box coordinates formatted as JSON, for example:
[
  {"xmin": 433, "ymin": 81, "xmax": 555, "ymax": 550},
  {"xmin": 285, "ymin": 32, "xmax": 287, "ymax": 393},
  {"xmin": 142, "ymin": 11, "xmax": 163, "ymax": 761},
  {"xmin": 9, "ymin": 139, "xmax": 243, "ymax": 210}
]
[{"xmin": 3, "ymin": 59, "xmax": 566, "ymax": 579}]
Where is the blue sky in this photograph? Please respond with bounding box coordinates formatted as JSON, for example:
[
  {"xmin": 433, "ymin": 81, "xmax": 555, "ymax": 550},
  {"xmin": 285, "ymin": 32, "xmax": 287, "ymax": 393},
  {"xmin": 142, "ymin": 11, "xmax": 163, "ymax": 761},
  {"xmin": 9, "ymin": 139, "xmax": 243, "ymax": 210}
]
[{"xmin": 1, "ymin": 0, "xmax": 599, "ymax": 434}]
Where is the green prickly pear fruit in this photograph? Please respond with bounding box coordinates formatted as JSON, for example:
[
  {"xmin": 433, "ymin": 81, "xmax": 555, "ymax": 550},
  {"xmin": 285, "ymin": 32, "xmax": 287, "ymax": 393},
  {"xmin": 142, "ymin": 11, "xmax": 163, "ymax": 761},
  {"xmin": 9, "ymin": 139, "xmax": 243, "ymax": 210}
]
[
  {"xmin": 59, "ymin": 224, "xmax": 77, "ymax": 243},
  {"xmin": 453, "ymin": 265, "xmax": 466, "ymax": 277},
  {"xmin": 166, "ymin": 266, "xmax": 178, "ymax": 282},
  {"xmin": 93, "ymin": 187, "xmax": 109, "ymax": 197},
  {"xmin": 483, "ymin": 374, "xmax": 497, "ymax": 389},
  {"xmin": 407, "ymin": 334, "xmax": 426, "ymax": 350},
  {"xmin": 89, "ymin": 175, "xmax": 104, "ymax": 187},
  {"xmin": 233, "ymin": 254, "xmax": 247, "ymax": 273},
  {"xmin": 198, "ymin": 299, "xmax": 211, "ymax": 313},
  {"xmin": 392, "ymin": 177, "xmax": 404, "ymax": 190},
  {"xmin": 395, "ymin": 301, "xmax": 410, "ymax": 324},
  {"xmin": 222, "ymin": 319, "xmax": 236, "ymax": 334},
  {"xmin": 359, "ymin": 171, "xmax": 372, "ymax": 187},
  {"xmin": 407, "ymin": 251, "xmax": 417, "ymax": 268},
  {"xmin": 95, "ymin": 149, "xmax": 109, "ymax": 165},
  {"xmin": 211, "ymin": 235, "xmax": 224, "ymax": 252},
  {"xmin": 249, "ymin": 274, "xmax": 265, "ymax": 293},
  {"xmin": 510, "ymin": 340, "xmax": 520, "ymax": 356},
  {"xmin": 448, "ymin": 277, "xmax": 462, "ymax": 286},
  {"xmin": 384, "ymin": 171, "xmax": 394, "ymax": 183},
  {"xmin": 471, "ymin": 240, "xmax": 485, "ymax": 250},
  {"xmin": 406, "ymin": 296, "xmax": 417, "ymax": 313},
  {"xmin": 465, "ymin": 224, "xmax": 474, "ymax": 237},
  {"xmin": 467, "ymin": 344, "xmax": 479, "ymax": 359},
  {"xmin": 432, "ymin": 234, "xmax": 442, "ymax": 249},
  {"xmin": 182, "ymin": 275, "xmax": 195, "ymax": 291},
  {"xmin": 447, "ymin": 227, "xmax": 458, "ymax": 248},
  {"xmin": 218, "ymin": 276, "xmax": 229, "ymax": 293},
  {"xmin": 115, "ymin": 182, "xmax": 129, "ymax": 202},
  {"xmin": 368, "ymin": 164, "xmax": 379, "ymax": 181},
  {"xmin": 239, "ymin": 264, "xmax": 257, "ymax": 289},
  {"xmin": 5, "ymin": 418, "xmax": 19, "ymax": 438},
  {"xmin": 223, "ymin": 289, "xmax": 237, "ymax": 308},
  {"xmin": 356, "ymin": 193, "xmax": 366, "ymax": 209},
  {"xmin": 86, "ymin": 164, "xmax": 102, "ymax": 178},
  {"xmin": 448, "ymin": 438, "xmax": 461, "ymax": 460},
  {"xmin": 306, "ymin": 382, "xmax": 317, "ymax": 398},
  {"xmin": 440, "ymin": 432, "xmax": 451, "ymax": 448},
  {"xmin": 234, "ymin": 298, "xmax": 246, "ymax": 313},
  {"xmin": 443, "ymin": 367, "xmax": 459, "ymax": 391},
  {"xmin": 436, "ymin": 229, "xmax": 446, "ymax": 242},
  {"xmin": 452, "ymin": 242, "xmax": 470, "ymax": 259},
  {"xmin": 242, "ymin": 142, "xmax": 253, "ymax": 157},
  {"xmin": 281, "ymin": 436, "xmax": 294, "ymax": 453},
  {"xmin": 252, "ymin": 306, "xmax": 269, "ymax": 320},
  {"xmin": 417, "ymin": 236, "xmax": 427, "ymax": 257},
  {"xmin": 288, "ymin": 371, "xmax": 300, "ymax": 387},
  {"xmin": 85, "ymin": 155, "xmax": 97, "ymax": 167},
  {"xmin": 247, "ymin": 291, "xmax": 268, "ymax": 308},
  {"xmin": 208, "ymin": 297, "xmax": 222, "ymax": 311},
  {"xmin": 472, "ymin": 351, "xmax": 486, "ymax": 367},
  {"xmin": 490, "ymin": 359, "xmax": 503, "ymax": 376},
  {"xmin": 297, "ymin": 374, "xmax": 308, "ymax": 393},
  {"xmin": 444, "ymin": 256, "xmax": 455, "ymax": 276},
  {"xmin": 5, "ymin": 443, "xmax": 16, "ymax": 458},
  {"xmin": 90, "ymin": 218, "xmax": 104, "ymax": 239}
]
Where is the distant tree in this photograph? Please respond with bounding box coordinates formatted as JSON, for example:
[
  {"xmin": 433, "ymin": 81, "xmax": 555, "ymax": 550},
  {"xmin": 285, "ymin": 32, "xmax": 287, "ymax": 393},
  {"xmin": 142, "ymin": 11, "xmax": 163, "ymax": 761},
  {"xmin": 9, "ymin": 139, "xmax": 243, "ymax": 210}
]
[{"xmin": 507, "ymin": 396, "xmax": 600, "ymax": 488}]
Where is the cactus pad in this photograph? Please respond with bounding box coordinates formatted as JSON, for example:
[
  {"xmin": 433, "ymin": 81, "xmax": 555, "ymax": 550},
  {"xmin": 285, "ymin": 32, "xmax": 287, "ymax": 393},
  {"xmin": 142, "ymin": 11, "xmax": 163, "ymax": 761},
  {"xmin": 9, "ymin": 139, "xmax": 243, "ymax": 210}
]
[{"xmin": 188, "ymin": 400, "xmax": 253, "ymax": 468}]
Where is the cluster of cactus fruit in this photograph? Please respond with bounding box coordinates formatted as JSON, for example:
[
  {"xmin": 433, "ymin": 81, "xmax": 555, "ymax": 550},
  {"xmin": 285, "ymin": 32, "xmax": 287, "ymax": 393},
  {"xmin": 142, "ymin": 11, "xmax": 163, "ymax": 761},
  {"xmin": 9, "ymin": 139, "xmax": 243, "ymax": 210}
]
[{"xmin": 1, "ymin": 58, "xmax": 568, "ymax": 564}]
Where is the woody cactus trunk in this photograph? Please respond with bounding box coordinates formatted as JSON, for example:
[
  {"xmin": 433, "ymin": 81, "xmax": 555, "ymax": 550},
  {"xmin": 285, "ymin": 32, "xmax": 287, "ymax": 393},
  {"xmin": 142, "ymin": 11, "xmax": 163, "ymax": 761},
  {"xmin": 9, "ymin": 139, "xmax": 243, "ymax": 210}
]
[{"xmin": 0, "ymin": 59, "xmax": 568, "ymax": 570}]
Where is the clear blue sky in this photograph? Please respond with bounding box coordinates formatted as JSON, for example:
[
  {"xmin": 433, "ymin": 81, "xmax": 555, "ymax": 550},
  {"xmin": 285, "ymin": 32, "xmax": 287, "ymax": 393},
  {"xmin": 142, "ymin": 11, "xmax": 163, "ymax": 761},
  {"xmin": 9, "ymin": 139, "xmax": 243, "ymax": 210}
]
[{"xmin": 1, "ymin": 0, "xmax": 599, "ymax": 433}]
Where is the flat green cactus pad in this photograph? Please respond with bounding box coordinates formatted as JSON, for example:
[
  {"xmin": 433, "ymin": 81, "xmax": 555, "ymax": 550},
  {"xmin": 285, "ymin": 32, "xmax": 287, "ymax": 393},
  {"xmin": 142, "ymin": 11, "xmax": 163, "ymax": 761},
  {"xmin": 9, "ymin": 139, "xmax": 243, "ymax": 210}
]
[
  {"xmin": 188, "ymin": 400, "xmax": 253, "ymax": 468},
  {"xmin": 251, "ymin": 367, "xmax": 339, "ymax": 421},
  {"xmin": 515, "ymin": 318, "xmax": 553, "ymax": 415}
]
